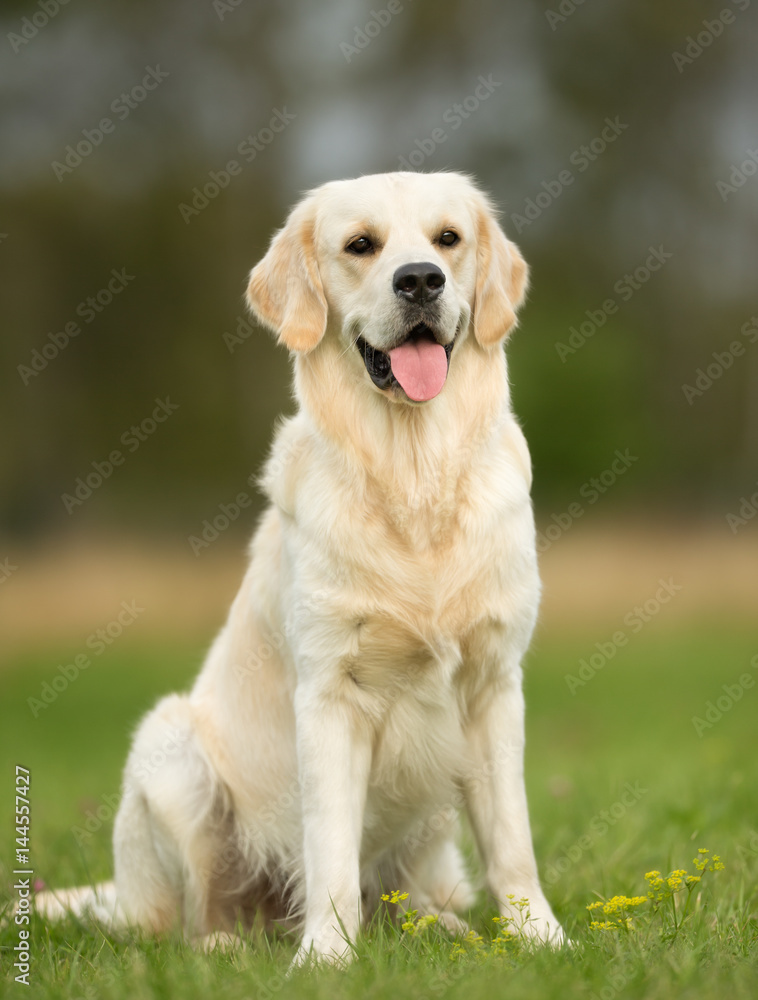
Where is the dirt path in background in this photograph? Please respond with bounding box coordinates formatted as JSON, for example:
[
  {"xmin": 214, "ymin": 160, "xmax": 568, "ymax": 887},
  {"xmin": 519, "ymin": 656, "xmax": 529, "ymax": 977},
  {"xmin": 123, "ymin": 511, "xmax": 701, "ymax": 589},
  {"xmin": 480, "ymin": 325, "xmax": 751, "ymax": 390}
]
[{"xmin": 0, "ymin": 522, "xmax": 755, "ymax": 659}]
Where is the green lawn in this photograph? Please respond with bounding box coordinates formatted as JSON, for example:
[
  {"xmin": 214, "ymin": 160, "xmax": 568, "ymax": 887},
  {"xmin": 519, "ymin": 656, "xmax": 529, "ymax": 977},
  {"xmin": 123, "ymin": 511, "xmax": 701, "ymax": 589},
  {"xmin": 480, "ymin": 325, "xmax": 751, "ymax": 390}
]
[{"xmin": 1, "ymin": 621, "xmax": 757, "ymax": 998}]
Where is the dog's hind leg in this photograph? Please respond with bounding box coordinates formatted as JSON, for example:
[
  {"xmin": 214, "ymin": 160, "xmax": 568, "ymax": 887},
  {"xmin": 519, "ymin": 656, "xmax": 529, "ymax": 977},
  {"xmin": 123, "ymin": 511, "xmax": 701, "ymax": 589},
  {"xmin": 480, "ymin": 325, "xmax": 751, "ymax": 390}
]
[
  {"xmin": 31, "ymin": 691, "xmax": 201, "ymax": 932},
  {"xmin": 112, "ymin": 782, "xmax": 182, "ymax": 932},
  {"xmin": 113, "ymin": 693, "xmax": 228, "ymax": 936}
]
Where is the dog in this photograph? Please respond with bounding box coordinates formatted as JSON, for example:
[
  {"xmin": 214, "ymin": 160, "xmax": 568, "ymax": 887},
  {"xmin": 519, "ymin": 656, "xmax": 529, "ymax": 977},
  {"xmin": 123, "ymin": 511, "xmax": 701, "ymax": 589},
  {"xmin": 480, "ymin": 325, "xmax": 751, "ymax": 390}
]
[{"xmin": 35, "ymin": 171, "xmax": 564, "ymax": 961}]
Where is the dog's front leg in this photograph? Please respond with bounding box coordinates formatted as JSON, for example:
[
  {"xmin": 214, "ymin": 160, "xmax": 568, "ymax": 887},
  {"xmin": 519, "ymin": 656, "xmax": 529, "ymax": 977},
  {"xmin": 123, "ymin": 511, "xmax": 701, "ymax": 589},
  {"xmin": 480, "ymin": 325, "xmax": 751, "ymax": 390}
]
[
  {"xmin": 293, "ymin": 681, "xmax": 371, "ymax": 965},
  {"xmin": 464, "ymin": 673, "xmax": 564, "ymax": 945}
]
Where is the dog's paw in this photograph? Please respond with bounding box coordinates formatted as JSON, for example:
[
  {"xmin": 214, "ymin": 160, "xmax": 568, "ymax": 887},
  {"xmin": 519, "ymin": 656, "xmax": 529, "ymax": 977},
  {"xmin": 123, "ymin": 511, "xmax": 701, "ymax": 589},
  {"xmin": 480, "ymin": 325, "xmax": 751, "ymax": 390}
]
[
  {"xmin": 521, "ymin": 914, "xmax": 566, "ymax": 947},
  {"xmin": 499, "ymin": 892, "xmax": 566, "ymax": 947},
  {"xmin": 195, "ymin": 930, "xmax": 246, "ymax": 954},
  {"xmin": 290, "ymin": 932, "xmax": 353, "ymax": 971}
]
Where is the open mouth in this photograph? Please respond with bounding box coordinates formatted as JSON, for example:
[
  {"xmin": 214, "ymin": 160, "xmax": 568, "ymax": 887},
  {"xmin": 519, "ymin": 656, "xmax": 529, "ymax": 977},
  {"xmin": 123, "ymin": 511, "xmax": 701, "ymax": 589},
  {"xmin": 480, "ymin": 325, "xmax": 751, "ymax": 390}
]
[{"xmin": 356, "ymin": 324, "xmax": 454, "ymax": 402}]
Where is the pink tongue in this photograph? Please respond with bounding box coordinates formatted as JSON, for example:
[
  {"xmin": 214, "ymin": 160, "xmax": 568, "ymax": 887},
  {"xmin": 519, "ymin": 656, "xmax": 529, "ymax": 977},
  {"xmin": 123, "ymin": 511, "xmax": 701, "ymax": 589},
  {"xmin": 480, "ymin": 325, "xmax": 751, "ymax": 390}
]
[{"xmin": 388, "ymin": 336, "xmax": 448, "ymax": 401}]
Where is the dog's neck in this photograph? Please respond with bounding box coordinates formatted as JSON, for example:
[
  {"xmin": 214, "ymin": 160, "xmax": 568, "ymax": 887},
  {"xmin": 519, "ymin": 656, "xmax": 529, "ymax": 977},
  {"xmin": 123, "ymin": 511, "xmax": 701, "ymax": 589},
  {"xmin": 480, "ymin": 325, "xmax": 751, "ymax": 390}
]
[{"xmin": 294, "ymin": 332, "xmax": 513, "ymax": 539}]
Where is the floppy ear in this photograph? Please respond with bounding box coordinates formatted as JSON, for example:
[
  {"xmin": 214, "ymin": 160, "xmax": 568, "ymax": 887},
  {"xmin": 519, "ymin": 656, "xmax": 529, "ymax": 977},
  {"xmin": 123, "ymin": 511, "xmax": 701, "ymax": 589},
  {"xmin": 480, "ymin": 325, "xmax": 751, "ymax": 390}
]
[
  {"xmin": 473, "ymin": 200, "xmax": 529, "ymax": 347},
  {"xmin": 246, "ymin": 196, "xmax": 328, "ymax": 352}
]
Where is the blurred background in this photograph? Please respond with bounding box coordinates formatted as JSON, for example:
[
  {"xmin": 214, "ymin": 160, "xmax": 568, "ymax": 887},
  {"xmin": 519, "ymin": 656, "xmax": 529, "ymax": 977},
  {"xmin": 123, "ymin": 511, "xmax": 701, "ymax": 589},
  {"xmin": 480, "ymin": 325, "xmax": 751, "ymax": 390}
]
[
  {"xmin": 3, "ymin": 0, "xmax": 757, "ymax": 522},
  {"xmin": 1, "ymin": 0, "xmax": 757, "ymax": 936}
]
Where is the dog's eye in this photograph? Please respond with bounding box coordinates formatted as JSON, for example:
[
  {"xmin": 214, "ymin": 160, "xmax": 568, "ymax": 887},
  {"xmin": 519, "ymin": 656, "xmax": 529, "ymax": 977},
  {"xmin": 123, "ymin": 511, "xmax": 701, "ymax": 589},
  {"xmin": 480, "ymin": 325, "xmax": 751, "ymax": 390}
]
[
  {"xmin": 439, "ymin": 230, "xmax": 460, "ymax": 247},
  {"xmin": 346, "ymin": 236, "xmax": 374, "ymax": 255}
]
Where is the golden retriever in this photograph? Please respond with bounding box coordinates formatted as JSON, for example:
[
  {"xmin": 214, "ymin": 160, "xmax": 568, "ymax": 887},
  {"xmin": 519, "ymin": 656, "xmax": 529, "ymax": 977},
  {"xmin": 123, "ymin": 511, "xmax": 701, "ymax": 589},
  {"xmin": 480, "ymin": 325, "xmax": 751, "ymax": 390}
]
[{"xmin": 36, "ymin": 171, "xmax": 564, "ymax": 961}]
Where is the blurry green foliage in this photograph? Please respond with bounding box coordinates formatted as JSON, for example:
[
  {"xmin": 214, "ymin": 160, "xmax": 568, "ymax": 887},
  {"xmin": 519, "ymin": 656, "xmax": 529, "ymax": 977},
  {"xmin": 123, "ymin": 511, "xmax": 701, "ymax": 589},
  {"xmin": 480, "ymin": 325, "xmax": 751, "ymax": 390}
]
[{"xmin": 1, "ymin": 0, "xmax": 755, "ymax": 540}]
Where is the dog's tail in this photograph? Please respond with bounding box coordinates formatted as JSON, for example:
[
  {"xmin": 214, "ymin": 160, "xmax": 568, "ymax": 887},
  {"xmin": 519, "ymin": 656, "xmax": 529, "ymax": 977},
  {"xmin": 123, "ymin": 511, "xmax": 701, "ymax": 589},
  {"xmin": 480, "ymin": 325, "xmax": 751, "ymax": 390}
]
[{"xmin": 33, "ymin": 881, "xmax": 126, "ymax": 928}]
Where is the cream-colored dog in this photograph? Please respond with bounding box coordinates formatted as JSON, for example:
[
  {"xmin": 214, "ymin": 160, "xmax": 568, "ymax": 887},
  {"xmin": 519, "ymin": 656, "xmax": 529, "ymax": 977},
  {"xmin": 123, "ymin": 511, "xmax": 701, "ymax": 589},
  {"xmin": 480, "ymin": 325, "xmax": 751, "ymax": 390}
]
[{"xmin": 36, "ymin": 171, "xmax": 564, "ymax": 960}]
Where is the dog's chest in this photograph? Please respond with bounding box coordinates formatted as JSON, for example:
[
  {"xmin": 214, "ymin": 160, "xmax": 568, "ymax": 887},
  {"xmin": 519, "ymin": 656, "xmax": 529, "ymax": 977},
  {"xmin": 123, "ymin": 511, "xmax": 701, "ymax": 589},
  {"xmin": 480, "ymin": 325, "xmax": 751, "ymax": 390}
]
[
  {"xmin": 291, "ymin": 462, "xmax": 537, "ymax": 697},
  {"xmin": 329, "ymin": 505, "xmax": 532, "ymax": 644},
  {"xmin": 343, "ymin": 622, "xmax": 469, "ymax": 829}
]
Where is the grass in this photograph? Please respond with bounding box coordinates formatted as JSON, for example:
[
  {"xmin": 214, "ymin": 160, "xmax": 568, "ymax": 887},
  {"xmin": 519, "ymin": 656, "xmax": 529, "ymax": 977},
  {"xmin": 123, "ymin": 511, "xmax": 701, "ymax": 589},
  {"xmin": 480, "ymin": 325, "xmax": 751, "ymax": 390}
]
[{"xmin": 1, "ymin": 619, "xmax": 757, "ymax": 998}]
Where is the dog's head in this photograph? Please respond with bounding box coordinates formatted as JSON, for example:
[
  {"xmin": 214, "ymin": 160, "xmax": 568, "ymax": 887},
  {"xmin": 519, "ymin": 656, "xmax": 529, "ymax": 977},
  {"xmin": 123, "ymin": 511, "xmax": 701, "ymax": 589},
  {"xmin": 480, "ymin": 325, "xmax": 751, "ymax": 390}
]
[{"xmin": 247, "ymin": 171, "xmax": 528, "ymax": 404}]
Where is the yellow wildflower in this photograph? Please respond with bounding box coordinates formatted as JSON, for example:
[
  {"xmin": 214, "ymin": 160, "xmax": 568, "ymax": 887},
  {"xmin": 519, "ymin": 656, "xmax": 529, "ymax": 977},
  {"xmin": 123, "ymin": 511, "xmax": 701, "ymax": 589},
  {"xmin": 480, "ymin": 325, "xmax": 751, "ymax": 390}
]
[
  {"xmin": 694, "ymin": 849, "xmax": 711, "ymax": 871},
  {"xmin": 402, "ymin": 911, "xmax": 437, "ymax": 935},
  {"xmin": 463, "ymin": 930, "xmax": 484, "ymax": 948},
  {"xmin": 667, "ymin": 871, "xmax": 687, "ymax": 891},
  {"xmin": 451, "ymin": 928, "xmax": 486, "ymax": 956},
  {"xmin": 600, "ymin": 894, "xmax": 647, "ymax": 915},
  {"xmin": 381, "ymin": 889, "xmax": 409, "ymax": 904},
  {"xmin": 645, "ymin": 871, "xmax": 665, "ymax": 899},
  {"xmin": 587, "ymin": 848, "xmax": 724, "ymax": 940}
]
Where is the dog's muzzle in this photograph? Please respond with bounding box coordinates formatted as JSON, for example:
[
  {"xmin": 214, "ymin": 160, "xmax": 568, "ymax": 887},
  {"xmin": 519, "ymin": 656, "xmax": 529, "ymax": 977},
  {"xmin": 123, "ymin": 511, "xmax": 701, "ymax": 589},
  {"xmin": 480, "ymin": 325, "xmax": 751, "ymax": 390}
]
[{"xmin": 356, "ymin": 324, "xmax": 454, "ymax": 401}]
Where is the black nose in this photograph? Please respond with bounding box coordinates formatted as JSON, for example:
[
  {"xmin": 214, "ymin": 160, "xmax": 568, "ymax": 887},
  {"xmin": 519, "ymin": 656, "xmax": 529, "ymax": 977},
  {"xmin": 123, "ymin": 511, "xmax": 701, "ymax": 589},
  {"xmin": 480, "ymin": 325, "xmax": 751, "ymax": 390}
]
[{"xmin": 393, "ymin": 262, "xmax": 446, "ymax": 303}]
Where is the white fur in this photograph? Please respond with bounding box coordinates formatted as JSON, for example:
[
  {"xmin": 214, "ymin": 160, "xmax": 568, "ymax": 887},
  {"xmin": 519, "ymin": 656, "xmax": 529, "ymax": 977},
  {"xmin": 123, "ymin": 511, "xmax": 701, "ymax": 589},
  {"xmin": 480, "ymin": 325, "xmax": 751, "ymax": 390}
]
[{"xmin": 36, "ymin": 171, "xmax": 564, "ymax": 961}]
